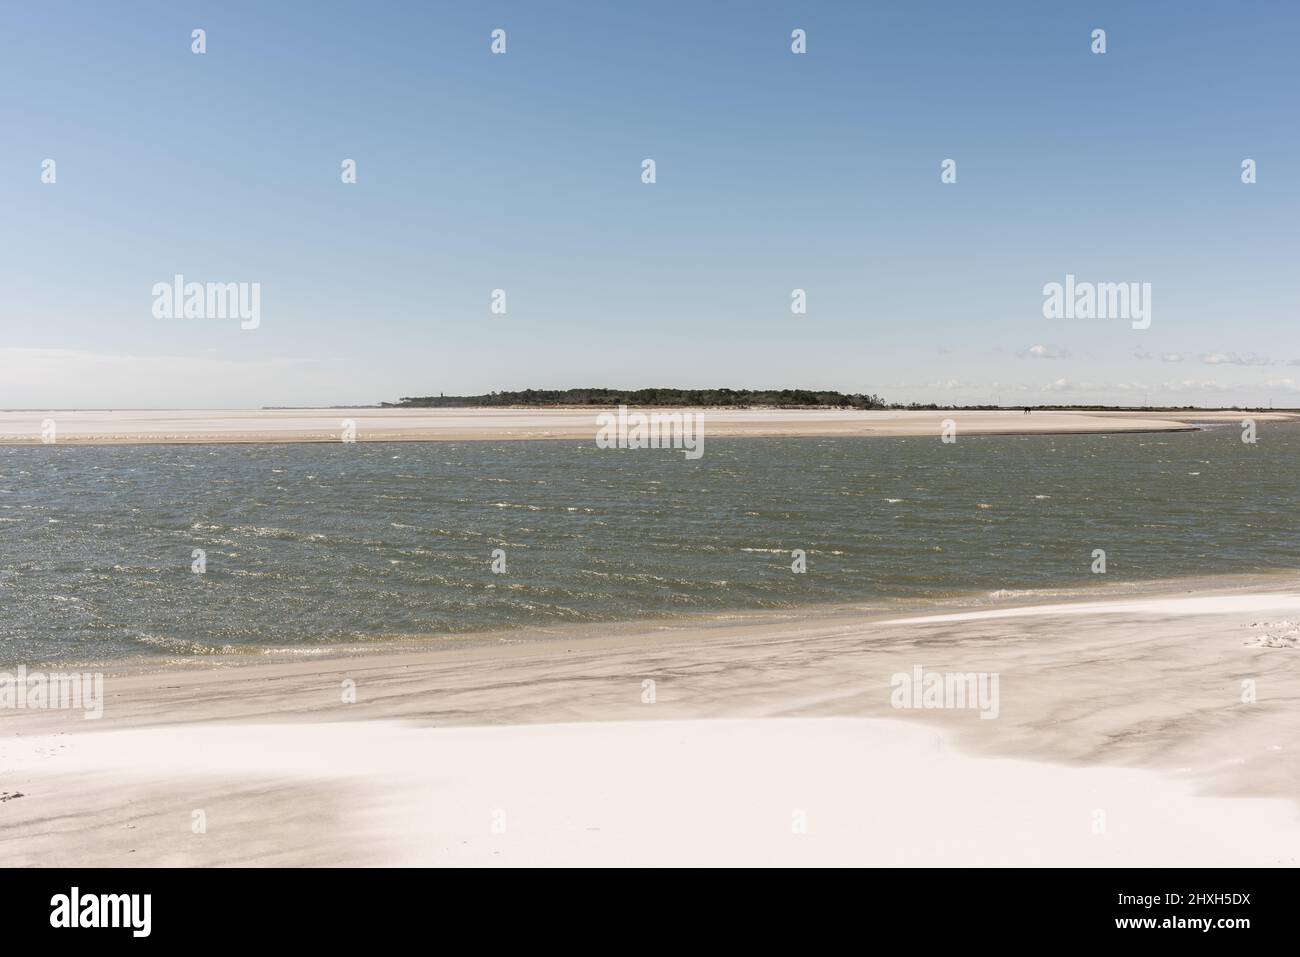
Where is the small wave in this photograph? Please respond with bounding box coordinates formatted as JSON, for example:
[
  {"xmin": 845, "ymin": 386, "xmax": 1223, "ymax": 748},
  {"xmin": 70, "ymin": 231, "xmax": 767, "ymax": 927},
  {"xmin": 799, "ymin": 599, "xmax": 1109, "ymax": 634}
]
[{"xmin": 132, "ymin": 634, "xmax": 252, "ymax": 656}]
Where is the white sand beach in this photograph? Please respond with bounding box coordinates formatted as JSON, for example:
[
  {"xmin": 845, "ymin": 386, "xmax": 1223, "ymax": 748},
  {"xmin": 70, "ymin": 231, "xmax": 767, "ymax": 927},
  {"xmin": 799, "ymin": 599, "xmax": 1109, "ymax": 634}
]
[
  {"xmin": 2, "ymin": 407, "xmax": 1293, "ymax": 445},
  {"xmin": 3, "ymin": 576, "xmax": 1298, "ymax": 866}
]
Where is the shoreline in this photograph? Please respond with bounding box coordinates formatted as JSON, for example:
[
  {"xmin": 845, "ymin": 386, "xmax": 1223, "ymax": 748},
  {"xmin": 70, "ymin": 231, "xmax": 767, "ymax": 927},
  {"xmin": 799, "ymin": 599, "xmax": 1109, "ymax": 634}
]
[
  {"xmin": 4, "ymin": 408, "xmax": 1293, "ymax": 446},
  {"xmin": 3, "ymin": 574, "xmax": 1299, "ymax": 865},
  {"xmin": 14, "ymin": 568, "xmax": 1299, "ymax": 674}
]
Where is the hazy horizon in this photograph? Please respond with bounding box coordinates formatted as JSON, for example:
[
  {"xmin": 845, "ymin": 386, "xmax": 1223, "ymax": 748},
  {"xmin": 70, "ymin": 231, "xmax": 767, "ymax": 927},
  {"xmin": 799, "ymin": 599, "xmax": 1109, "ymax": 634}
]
[{"xmin": 3, "ymin": 398, "xmax": 1297, "ymax": 412}]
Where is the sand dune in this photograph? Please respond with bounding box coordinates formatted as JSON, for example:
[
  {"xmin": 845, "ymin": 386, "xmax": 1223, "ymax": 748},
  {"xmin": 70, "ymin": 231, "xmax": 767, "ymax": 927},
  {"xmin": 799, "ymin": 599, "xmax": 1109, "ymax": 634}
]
[
  {"xmin": 6, "ymin": 718, "xmax": 1297, "ymax": 867},
  {"xmin": 2, "ymin": 576, "xmax": 1298, "ymax": 866}
]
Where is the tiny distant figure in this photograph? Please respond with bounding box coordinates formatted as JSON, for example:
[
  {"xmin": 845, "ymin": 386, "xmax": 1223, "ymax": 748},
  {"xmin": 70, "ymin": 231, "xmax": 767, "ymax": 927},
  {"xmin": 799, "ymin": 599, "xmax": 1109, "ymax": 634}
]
[{"xmin": 1024, "ymin": 407, "xmax": 1030, "ymax": 414}]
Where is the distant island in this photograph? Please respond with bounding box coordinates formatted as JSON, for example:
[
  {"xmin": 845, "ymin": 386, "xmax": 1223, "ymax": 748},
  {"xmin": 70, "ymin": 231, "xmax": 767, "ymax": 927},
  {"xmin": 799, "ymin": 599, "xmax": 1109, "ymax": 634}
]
[
  {"xmin": 384, "ymin": 388, "xmax": 889, "ymax": 409},
  {"xmin": 380, "ymin": 389, "xmax": 1283, "ymax": 412}
]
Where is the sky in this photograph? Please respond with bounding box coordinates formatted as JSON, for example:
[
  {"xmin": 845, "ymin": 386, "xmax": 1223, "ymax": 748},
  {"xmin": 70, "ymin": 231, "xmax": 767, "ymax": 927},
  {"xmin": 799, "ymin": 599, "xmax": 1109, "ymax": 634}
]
[{"xmin": 2, "ymin": 0, "xmax": 1297, "ymax": 408}]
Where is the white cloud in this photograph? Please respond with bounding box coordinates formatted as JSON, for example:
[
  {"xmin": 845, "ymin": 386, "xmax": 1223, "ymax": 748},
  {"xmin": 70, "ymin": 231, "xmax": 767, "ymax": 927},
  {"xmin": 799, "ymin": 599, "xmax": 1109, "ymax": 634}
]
[
  {"xmin": 1200, "ymin": 352, "xmax": 1276, "ymax": 367},
  {"xmin": 1019, "ymin": 344, "xmax": 1070, "ymax": 359},
  {"xmin": 1157, "ymin": 379, "xmax": 1232, "ymax": 392},
  {"xmin": 1264, "ymin": 378, "xmax": 1300, "ymax": 392}
]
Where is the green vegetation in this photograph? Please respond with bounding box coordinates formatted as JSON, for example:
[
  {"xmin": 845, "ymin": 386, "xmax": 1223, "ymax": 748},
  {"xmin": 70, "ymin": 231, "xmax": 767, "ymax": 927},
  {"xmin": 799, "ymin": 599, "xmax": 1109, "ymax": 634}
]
[
  {"xmin": 386, "ymin": 388, "xmax": 889, "ymax": 409},
  {"xmin": 380, "ymin": 391, "xmax": 1286, "ymax": 412}
]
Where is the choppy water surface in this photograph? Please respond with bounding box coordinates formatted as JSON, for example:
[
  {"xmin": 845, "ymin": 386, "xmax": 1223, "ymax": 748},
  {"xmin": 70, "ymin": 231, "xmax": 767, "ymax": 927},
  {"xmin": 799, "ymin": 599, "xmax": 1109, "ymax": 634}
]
[{"xmin": 1, "ymin": 425, "xmax": 1296, "ymax": 663}]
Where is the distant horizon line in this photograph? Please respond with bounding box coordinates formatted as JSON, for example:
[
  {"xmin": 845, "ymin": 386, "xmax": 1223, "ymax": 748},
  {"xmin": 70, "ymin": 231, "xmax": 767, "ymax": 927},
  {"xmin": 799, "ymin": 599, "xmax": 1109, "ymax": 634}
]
[{"xmin": 1, "ymin": 404, "xmax": 1294, "ymax": 413}]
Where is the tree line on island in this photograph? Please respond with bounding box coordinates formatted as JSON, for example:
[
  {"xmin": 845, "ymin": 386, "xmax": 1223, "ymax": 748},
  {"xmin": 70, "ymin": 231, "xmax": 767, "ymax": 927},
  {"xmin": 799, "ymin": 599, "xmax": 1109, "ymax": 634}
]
[
  {"xmin": 384, "ymin": 388, "xmax": 891, "ymax": 409},
  {"xmin": 377, "ymin": 390, "xmax": 1280, "ymax": 412}
]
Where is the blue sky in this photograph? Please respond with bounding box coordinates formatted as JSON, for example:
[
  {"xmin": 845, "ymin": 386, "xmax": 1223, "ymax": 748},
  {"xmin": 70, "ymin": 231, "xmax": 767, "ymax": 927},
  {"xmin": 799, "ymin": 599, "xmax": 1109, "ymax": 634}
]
[{"xmin": 2, "ymin": 1, "xmax": 1297, "ymax": 407}]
